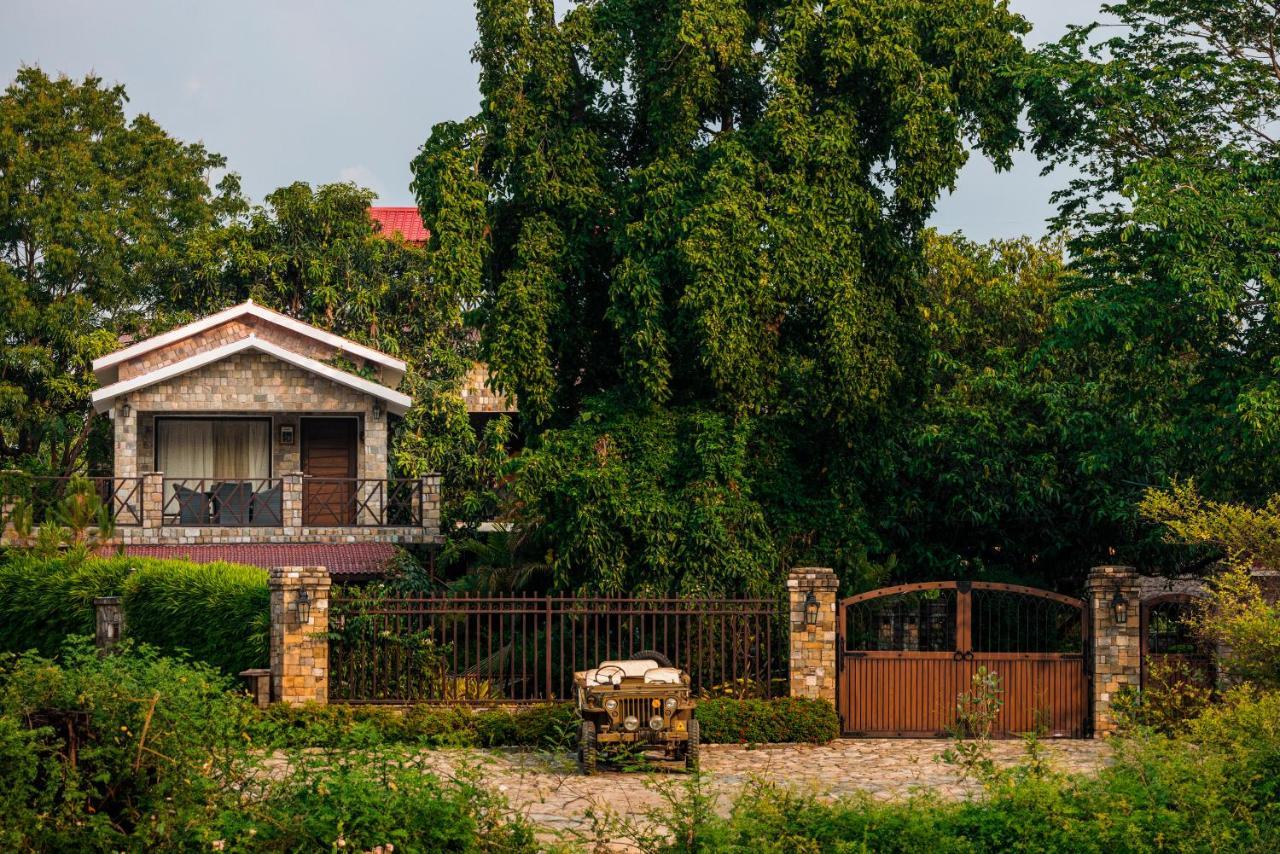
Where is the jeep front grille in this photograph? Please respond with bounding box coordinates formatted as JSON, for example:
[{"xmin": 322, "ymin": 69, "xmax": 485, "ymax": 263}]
[{"xmin": 619, "ymin": 696, "xmax": 657, "ymax": 726}]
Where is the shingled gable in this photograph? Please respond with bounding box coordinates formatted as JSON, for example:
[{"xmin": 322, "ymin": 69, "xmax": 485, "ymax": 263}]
[
  {"xmin": 91, "ymin": 300, "xmax": 407, "ymax": 387},
  {"xmin": 89, "ymin": 335, "xmax": 412, "ymax": 415}
]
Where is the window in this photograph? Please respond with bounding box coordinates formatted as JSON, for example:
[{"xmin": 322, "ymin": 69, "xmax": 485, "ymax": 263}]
[{"xmin": 156, "ymin": 418, "xmax": 271, "ymax": 485}]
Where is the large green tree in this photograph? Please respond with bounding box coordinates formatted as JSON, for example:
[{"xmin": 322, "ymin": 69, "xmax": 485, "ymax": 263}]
[
  {"xmin": 412, "ymin": 1, "xmax": 1030, "ymax": 592},
  {"xmin": 0, "ymin": 68, "xmax": 240, "ymax": 475},
  {"xmin": 1027, "ymin": 0, "xmax": 1280, "ymax": 522}
]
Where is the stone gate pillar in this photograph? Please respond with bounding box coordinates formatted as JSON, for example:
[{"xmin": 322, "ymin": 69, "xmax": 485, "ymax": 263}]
[
  {"xmin": 788, "ymin": 566, "xmax": 839, "ymax": 703},
  {"xmin": 94, "ymin": 596, "xmax": 125, "ymax": 653},
  {"xmin": 1086, "ymin": 565, "xmax": 1141, "ymax": 736},
  {"xmin": 269, "ymin": 566, "xmax": 331, "ymax": 705}
]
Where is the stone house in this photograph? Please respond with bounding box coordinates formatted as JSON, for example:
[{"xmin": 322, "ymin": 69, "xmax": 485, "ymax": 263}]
[{"xmin": 64, "ymin": 300, "xmax": 440, "ymax": 569}]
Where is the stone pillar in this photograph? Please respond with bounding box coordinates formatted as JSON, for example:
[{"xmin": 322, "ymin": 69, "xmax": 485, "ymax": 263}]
[
  {"xmin": 94, "ymin": 596, "xmax": 125, "ymax": 653},
  {"xmin": 282, "ymin": 472, "xmax": 304, "ymax": 531},
  {"xmin": 140, "ymin": 472, "xmax": 164, "ymax": 534},
  {"xmin": 421, "ymin": 474, "xmax": 442, "ymax": 535},
  {"xmin": 1086, "ymin": 565, "xmax": 1141, "ymax": 737},
  {"xmin": 269, "ymin": 566, "xmax": 330, "ymax": 705},
  {"xmin": 1251, "ymin": 569, "xmax": 1280, "ymax": 605},
  {"xmin": 787, "ymin": 566, "xmax": 840, "ymax": 703},
  {"xmin": 238, "ymin": 668, "xmax": 273, "ymax": 708}
]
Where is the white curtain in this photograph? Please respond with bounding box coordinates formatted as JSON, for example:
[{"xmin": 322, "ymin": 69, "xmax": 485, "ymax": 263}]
[{"xmin": 158, "ymin": 419, "xmax": 271, "ymax": 486}]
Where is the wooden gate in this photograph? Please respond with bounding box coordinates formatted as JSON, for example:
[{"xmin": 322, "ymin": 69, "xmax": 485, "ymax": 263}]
[
  {"xmin": 1141, "ymin": 594, "xmax": 1213, "ymax": 691},
  {"xmin": 837, "ymin": 581, "xmax": 1089, "ymax": 738}
]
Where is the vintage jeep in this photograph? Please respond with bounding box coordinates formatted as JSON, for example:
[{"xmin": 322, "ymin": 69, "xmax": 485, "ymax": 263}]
[{"xmin": 574, "ymin": 651, "xmax": 699, "ymax": 774}]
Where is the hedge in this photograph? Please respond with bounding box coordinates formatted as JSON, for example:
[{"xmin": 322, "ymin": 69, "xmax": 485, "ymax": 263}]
[
  {"xmin": 694, "ymin": 697, "xmax": 840, "ymax": 743},
  {"xmin": 0, "ymin": 554, "xmax": 269, "ymax": 673}
]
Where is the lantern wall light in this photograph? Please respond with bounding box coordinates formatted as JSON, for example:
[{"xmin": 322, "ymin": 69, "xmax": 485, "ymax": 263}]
[
  {"xmin": 295, "ymin": 588, "xmax": 312, "ymax": 625},
  {"xmin": 1110, "ymin": 586, "xmax": 1129, "ymax": 626},
  {"xmin": 803, "ymin": 591, "xmax": 820, "ymax": 626}
]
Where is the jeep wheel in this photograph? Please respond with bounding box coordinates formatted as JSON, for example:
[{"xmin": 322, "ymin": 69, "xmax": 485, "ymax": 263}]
[
  {"xmin": 685, "ymin": 718, "xmax": 700, "ymax": 773},
  {"xmin": 578, "ymin": 720, "xmax": 598, "ymax": 775},
  {"xmin": 632, "ymin": 649, "xmax": 673, "ymax": 667}
]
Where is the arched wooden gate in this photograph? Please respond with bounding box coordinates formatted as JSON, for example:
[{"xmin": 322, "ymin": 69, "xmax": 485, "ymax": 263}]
[
  {"xmin": 837, "ymin": 581, "xmax": 1090, "ymax": 738},
  {"xmin": 1141, "ymin": 594, "xmax": 1214, "ymax": 691}
]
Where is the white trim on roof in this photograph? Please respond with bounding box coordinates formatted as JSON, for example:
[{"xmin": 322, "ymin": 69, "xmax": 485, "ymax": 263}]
[
  {"xmin": 90, "ymin": 335, "xmax": 413, "ymax": 415},
  {"xmin": 91, "ymin": 301, "xmax": 407, "ymax": 385}
]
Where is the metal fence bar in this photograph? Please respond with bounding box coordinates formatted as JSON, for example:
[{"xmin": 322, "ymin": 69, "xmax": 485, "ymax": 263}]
[{"xmin": 328, "ymin": 593, "xmax": 786, "ymax": 704}]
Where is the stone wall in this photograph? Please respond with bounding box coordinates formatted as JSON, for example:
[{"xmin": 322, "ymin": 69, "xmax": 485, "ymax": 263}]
[
  {"xmin": 269, "ymin": 566, "xmax": 331, "ymax": 705},
  {"xmin": 461, "ymin": 361, "xmax": 516, "ymax": 414},
  {"xmin": 787, "ymin": 566, "xmax": 839, "ymax": 703},
  {"xmin": 1086, "ymin": 565, "xmax": 1142, "ymax": 737}
]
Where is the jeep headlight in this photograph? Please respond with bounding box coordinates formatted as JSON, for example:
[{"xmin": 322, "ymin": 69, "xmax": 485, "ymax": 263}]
[
  {"xmin": 665, "ymin": 697, "xmax": 678, "ymax": 712},
  {"xmin": 649, "ymin": 716, "xmax": 665, "ymax": 731},
  {"xmin": 604, "ymin": 698, "xmax": 618, "ymax": 712},
  {"xmin": 623, "ymin": 715, "xmax": 640, "ymax": 732}
]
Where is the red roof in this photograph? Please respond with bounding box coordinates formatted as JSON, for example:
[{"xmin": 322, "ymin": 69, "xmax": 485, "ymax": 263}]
[
  {"xmin": 113, "ymin": 543, "xmax": 399, "ymax": 576},
  {"xmin": 369, "ymin": 206, "xmax": 430, "ymax": 244}
]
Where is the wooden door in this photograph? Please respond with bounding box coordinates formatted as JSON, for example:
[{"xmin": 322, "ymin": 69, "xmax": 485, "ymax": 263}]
[{"xmin": 302, "ymin": 419, "xmax": 357, "ymax": 525}]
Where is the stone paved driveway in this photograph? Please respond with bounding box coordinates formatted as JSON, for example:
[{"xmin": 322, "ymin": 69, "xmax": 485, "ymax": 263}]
[{"xmin": 399, "ymin": 738, "xmax": 1112, "ymax": 845}]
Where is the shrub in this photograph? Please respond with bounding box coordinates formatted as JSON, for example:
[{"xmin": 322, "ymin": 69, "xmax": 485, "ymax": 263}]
[
  {"xmin": 207, "ymin": 752, "xmax": 538, "ymax": 853},
  {"xmin": 248, "ymin": 701, "xmax": 580, "ymax": 750},
  {"xmin": 694, "ymin": 697, "xmax": 839, "ymax": 744},
  {"xmin": 0, "ymin": 640, "xmax": 255, "ymax": 851},
  {"xmin": 0, "ymin": 553, "xmax": 269, "ymax": 673}
]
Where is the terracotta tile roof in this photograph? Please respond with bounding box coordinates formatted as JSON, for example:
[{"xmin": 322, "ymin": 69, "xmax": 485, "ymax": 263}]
[
  {"xmin": 113, "ymin": 543, "xmax": 399, "ymax": 576},
  {"xmin": 368, "ymin": 206, "xmax": 430, "ymax": 244}
]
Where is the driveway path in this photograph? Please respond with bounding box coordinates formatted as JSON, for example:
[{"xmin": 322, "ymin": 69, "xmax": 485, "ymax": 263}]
[{"xmin": 399, "ymin": 738, "xmax": 1111, "ymax": 846}]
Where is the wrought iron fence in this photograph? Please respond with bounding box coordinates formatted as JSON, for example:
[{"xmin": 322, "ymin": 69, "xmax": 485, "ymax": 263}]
[
  {"xmin": 162, "ymin": 478, "xmax": 283, "ymax": 526},
  {"xmin": 329, "ymin": 592, "xmax": 786, "ymax": 704},
  {"xmin": 1, "ymin": 474, "xmax": 142, "ymax": 527},
  {"xmin": 303, "ymin": 478, "xmax": 423, "ymax": 527}
]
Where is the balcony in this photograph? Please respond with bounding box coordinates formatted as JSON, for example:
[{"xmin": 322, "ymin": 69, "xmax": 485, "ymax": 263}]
[{"xmin": 1, "ymin": 471, "xmax": 441, "ymax": 547}]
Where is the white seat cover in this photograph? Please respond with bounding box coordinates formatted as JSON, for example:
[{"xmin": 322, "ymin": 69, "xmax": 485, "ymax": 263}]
[{"xmin": 643, "ymin": 667, "xmax": 682, "ymax": 685}]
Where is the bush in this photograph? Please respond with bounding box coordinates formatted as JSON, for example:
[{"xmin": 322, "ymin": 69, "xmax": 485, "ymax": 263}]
[
  {"xmin": 694, "ymin": 697, "xmax": 840, "ymax": 744},
  {"xmin": 0, "ymin": 553, "xmax": 269, "ymax": 673},
  {"xmin": 248, "ymin": 701, "xmax": 580, "ymax": 750},
  {"xmin": 0, "ymin": 640, "xmax": 254, "ymax": 851}
]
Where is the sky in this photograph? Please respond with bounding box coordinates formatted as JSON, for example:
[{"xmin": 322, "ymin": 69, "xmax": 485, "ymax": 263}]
[{"xmin": 4, "ymin": 0, "xmax": 1105, "ymax": 242}]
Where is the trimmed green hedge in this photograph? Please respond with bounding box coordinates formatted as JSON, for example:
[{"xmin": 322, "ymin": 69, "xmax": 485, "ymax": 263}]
[
  {"xmin": 249, "ymin": 702, "xmax": 581, "ymax": 749},
  {"xmin": 694, "ymin": 697, "xmax": 840, "ymax": 743},
  {"xmin": 0, "ymin": 554, "xmax": 268, "ymax": 673}
]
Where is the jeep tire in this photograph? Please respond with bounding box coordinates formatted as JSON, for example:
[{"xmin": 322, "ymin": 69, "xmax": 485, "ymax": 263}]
[
  {"xmin": 578, "ymin": 720, "xmax": 598, "ymax": 775},
  {"xmin": 685, "ymin": 718, "xmax": 700, "ymax": 773},
  {"xmin": 632, "ymin": 649, "xmax": 673, "ymax": 667}
]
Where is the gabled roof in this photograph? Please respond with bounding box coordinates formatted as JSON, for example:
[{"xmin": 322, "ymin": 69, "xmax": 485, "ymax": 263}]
[
  {"xmin": 91, "ymin": 301, "xmax": 407, "ymax": 387},
  {"xmin": 369, "ymin": 206, "xmax": 430, "ymax": 244},
  {"xmin": 90, "ymin": 335, "xmax": 413, "ymax": 415}
]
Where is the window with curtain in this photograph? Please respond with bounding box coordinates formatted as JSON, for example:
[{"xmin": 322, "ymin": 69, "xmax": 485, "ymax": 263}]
[{"xmin": 156, "ymin": 419, "xmax": 271, "ymax": 486}]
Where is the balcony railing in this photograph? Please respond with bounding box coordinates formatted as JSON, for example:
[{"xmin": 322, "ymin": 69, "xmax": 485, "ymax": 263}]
[
  {"xmin": 0, "ymin": 475, "xmax": 143, "ymax": 527},
  {"xmin": 162, "ymin": 478, "xmax": 283, "ymax": 526},
  {"xmin": 303, "ymin": 478, "xmax": 424, "ymax": 527}
]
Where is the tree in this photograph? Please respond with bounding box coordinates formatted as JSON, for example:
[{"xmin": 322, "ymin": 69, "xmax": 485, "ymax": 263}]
[
  {"xmin": 0, "ymin": 68, "xmax": 241, "ymax": 475},
  {"xmin": 1026, "ymin": 1, "xmax": 1280, "ymax": 523},
  {"xmin": 412, "ymin": 1, "xmax": 1030, "ymax": 591}
]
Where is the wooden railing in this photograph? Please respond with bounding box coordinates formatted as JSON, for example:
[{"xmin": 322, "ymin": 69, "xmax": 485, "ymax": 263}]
[
  {"xmin": 0, "ymin": 474, "xmax": 143, "ymax": 527},
  {"xmin": 303, "ymin": 478, "xmax": 423, "ymax": 527}
]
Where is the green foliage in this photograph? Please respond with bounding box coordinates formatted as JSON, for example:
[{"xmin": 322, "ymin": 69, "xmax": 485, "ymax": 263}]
[
  {"xmin": 0, "ymin": 642, "xmax": 253, "ymax": 851},
  {"xmin": 248, "ymin": 701, "xmax": 579, "ymax": 750},
  {"xmin": 0, "ymin": 67, "xmax": 241, "ymax": 476},
  {"xmin": 0, "ymin": 554, "xmax": 269, "ymax": 673},
  {"xmin": 625, "ymin": 691, "xmax": 1280, "ymax": 852},
  {"xmin": 1023, "ymin": 1, "xmax": 1280, "ymax": 544},
  {"xmin": 693, "ymin": 698, "xmax": 839, "ymax": 745},
  {"xmin": 207, "ymin": 753, "xmax": 537, "ymax": 853},
  {"xmin": 0, "ymin": 644, "xmax": 536, "ymax": 852}
]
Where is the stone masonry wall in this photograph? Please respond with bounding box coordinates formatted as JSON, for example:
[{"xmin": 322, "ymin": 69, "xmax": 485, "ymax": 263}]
[
  {"xmin": 1086, "ymin": 565, "xmax": 1141, "ymax": 737},
  {"xmin": 788, "ymin": 566, "xmax": 840, "ymax": 703},
  {"xmin": 461, "ymin": 361, "xmax": 516, "ymax": 413},
  {"xmin": 269, "ymin": 566, "xmax": 330, "ymax": 705}
]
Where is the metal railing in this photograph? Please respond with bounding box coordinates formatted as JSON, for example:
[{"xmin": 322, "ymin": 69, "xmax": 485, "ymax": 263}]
[
  {"xmin": 329, "ymin": 593, "xmax": 785, "ymax": 705},
  {"xmin": 303, "ymin": 478, "xmax": 423, "ymax": 527},
  {"xmin": 161, "ymin": 478, "xmax": 283, "ymax": 526},
  {"xmin": 0, "ymin": 474, "xmax": 142, "ymax": 527}
]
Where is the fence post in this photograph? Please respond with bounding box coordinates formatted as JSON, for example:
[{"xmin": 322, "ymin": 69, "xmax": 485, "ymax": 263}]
[
  {"xmin": 1086, "ymin": 565, "xmax": 1141, "ymax": 737},
  {"xmin": 94, "ymin": 596, "xmax": 125, "ymax": 653},
  {"xmin": 269, "ymin": 565, "xmax": 331, "ymax": 705},
  {"xmin": 787, "ymin": 566, "xmax": 839, "ymax": 703}
]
